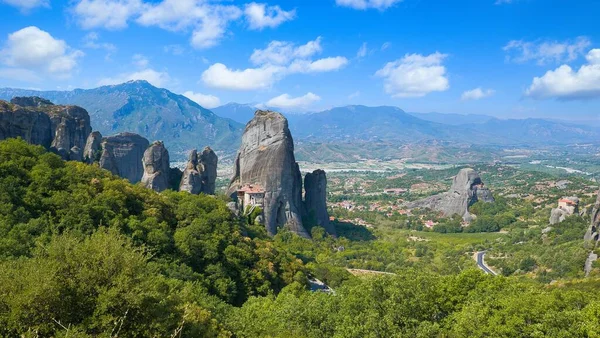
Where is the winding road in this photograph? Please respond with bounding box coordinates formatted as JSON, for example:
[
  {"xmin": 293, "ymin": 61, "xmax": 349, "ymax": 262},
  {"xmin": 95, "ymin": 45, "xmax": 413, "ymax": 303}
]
[{"xmin": 475, "ymin": 251, "xmax": 498, "ymax": 275}]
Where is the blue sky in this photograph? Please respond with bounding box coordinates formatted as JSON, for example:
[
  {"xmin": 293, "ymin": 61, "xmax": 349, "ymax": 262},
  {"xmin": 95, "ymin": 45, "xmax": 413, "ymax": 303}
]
[{"xmin": 0, "ymin": 0, "xmax": 599, "ymax": 120}]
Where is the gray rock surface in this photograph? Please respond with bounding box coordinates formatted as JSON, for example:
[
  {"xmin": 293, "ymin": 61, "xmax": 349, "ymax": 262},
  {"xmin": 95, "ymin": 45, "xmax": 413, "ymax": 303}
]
[
  {"xmin": 99, "ymin": 132, "xmax": 149, "ymax": 183},
  {"xmin": 0, "ymin": 98, "xmax": 92, "ymax": 160},
  {"xmin": 83, "ymin": 131, "xmax": 103, "ymax": 163},
  {"xmin": 141, "ymin": 141, "xmax": 170, "ymax": 192},
  {"xmin": 228, "ymin": 110, "xmax": 309, "ymax": 237},
  {"xmin": 199, "ymin": 147, "xmax": 218, "ymax": 194},
  {"xmin": 550, "ymin": 196, "xmax": 580, "ymax": 225},
  {"xmin": 179, "ymin": 149, "xmax": 202, "ymax": 194},
  {"xmin": 304, "ymin": 169, "xmax": 335, "ymax": 236},
  {"xmin": 585, "ymin": 252, "xmax": 598, "ymax": 277},
  {"xmin": 405, "ymin": 168, "xmax": 495, "ymax": 221},
  {"xmin": 585, "ymin": 190, "xmax": 600, "ymax": 242},
  {"xmin": 69, "ymin": 146, "xmax": 83, "ymax": 162}
]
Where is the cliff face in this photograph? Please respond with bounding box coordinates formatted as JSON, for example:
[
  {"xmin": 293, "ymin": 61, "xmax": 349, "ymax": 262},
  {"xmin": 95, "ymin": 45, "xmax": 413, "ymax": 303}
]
[
  {"xmin": 406, "ymin": 168, "xmax": 495, "ymax": 220},
  {"xmin": 141, "ymin": 141, "xmax": 170, "ymax": 192},
  {"xmin": 585, "ymin": 191, "xmax": 600, "ymax": 242},
  {"xmin": 99, "ymin": 132, "xmax": 149, "ymax": 183},
  {"xmin": 0, "ymin": 98, "xmax": 92, "ymax": 160},
  {"xmin": 83, "ymin": 131, "xmax": 103, "ymax": 163},
  {"xmin": 228, "ymin": 111, "xmax": 309, "ymax": 237},
  {"xmin": 304, "ymin": 169, "xmax": 335, "ymax": 236},
  {"xmin": 179, "ymin": 147, "xmax": 218, "ymax": 195}
]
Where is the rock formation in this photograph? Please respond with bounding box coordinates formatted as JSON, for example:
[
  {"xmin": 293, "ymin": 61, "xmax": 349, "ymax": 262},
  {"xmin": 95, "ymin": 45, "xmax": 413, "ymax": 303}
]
[
  {"xmin": 199, "ymin": 147, "xmax": 218, "ymax": 195},
  {"xmin": 99, "ymin": 132, "xmax": 149, "ymax": 183},
  {"xmin": 179, "ymin": 147, "xmax": 218, "ymax": 195},
  {"xmin": 141, "ymin": 141, "xmax": 170, "ymax": 192},
  {"xmin": 304, "ymin": 169, "xmax": 335, "ymax": 236},
  {"xmin": 550, "ymin": 196, "xmax": 579, "ymax": 225},
  {"xmin": 83, "ymin": 131, "xmax": 103, "ymax": 163},
  {"xmin": 585, "ymin": 190, "xmax": 600, "ymax": 242},
  {"xmin": 228, "ymin": 110, "xmax": 309, "ymax": 238},
  {"xmin": 0, "ymin": 98, "xmax": 92, "ymax": 160},
  {"xmin": 405, "ymin": 168, "xmax": 495, "ymax": 221}
]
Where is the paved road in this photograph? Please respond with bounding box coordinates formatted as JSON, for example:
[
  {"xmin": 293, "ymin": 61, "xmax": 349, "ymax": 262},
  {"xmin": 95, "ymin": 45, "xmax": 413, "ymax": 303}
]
[{"xmin": 475, "ymin": 251, "xmax": 498, "ymax": 275}]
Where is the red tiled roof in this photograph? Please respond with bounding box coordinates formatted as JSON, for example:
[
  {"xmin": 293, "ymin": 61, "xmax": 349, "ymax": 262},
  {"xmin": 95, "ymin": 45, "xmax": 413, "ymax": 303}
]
[{"xmin": 238, "ymin": 184, "xmax": 265, "ymax": 194}]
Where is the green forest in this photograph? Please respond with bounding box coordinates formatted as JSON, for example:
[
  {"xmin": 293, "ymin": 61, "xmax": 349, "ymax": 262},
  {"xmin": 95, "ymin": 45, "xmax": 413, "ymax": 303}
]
[{"xmin": 2, "ymin": 139, "xmax": 600, "ymax": 337}]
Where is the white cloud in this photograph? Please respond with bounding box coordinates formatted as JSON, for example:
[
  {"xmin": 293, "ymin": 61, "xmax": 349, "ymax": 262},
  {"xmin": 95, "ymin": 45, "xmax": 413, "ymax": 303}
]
[
  {"xmin": 461, "ymin": 87, "xmax": 495, "ymax": 101},
  {"xmin": 137, "ymin": 0, "xmax": 242, "ymax": 49},
  {"xmin": 375, "ymin": 52, "xmax": 449, "ymax": 97},
  {"xmin": 250, "ymin": 37, "xmax": 322, "ymax": 65},
  {"xmin": 73, "ymin": 0, "xmax": 143, "ymax": 30},
  {"xmin": 201, "ymin": 63, "xmax": 285, "ymax": 91},
  {"xmin": 0, "ymin": 26, "xmax": 83, "ymax": 79},
  {"xmin": 132, "ymin": 54, "xmax": 149, "ymax": 68},
  {"xmin": 357, "ymin": 42, "xmax": 367, "ymax": 58},
  {"xmin": 98, "ymin": 68, "xmax": 171, "ymax": 87},
  {"xmin": 289, "ymin": 57, "xmax": 348, "ymax": 73},
  {"xmin": 244, "ymin": 2, "xmax": 295, "ymax": 30},
  {"xmin": 1, "ymin": 0, "xmax": 49, "ymax": 12},
  {"xmin": 266, "ymin": 92, "xmax": 320, "ymax": 109},
  {"xmin": 525, "ymin": 49, "xmax": 600, "ymax": 100},
  {"xmin": 381, "ymin": 42, "xmax": 391, "ymax": 51},
  {"xmin": 203, "ymin": 37, "xmax": 348, "ymax": 91},
  {"xmin": 503, "ymin": 37, "xmax": 591, "ymax": 65},
  {"xmin": 336, "ymin": 0, "xmax": 402, "ymax": 10},
  {"xmin": 183, "ymin": 91, "xmax": 221, "ymax": 108},
  {"xmin": 83, "ymin": 32, "xmax": 117, "ymax": 53},
  {"xmin": 495, "ymin": 0, "xmax": 513, "ymax": 4}
]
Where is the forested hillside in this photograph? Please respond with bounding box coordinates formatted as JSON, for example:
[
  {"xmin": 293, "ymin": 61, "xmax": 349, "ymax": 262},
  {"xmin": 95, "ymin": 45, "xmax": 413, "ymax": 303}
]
[{"xmin": 2, "ymin": 139, "xmax": 600, "ymax": 337}]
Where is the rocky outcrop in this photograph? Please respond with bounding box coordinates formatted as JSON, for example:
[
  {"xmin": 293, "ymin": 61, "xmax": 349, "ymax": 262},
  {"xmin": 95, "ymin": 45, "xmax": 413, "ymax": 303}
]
[
  {"xmin": 585, "ymin": 191, "xmax": 600, "ymax": 242},
  {"xmin": 180, "ymin": 150, "xmax": 202, "ymax": 194},
  {"xmin": 405, "ymin": 168, "xmax": 495, "ymax": 221},
  {"xmin": 83, "ymin": 131, "xmax": 103, "ymax": 163},
  {"xmin": 304, "ymin": 170, "xmax": 335, "ymax": 236},
  {"xmin": 179, "ymin": 147, "xmax": 218, "ymax": 195},
  {"xmin": 199, "ymin": 147, "xmax": 218, "ymax": 195},
  {"xmin": 141, "ymin": 141, "xmax": 170, "ymax": 192},
  {"xmin": 0, "ymin": 98, "xmax": 92, "ymax": 160},
  {"xmin": 99, "ymin": 132, "xmax": 149, "ymax": 183},
  {"xmin": 228, "ymin": 110, "xmax": 309, "ymax": 238},
  {"xmin": 550, "ymin": 196, "xmax": 579, "ymax": 225}
]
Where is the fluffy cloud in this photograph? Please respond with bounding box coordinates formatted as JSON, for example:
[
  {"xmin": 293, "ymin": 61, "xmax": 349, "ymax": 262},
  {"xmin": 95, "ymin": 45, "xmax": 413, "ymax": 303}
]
[
  {"xmin": 375, "ymin": 52, "xmax": 449, "ymax": 97},
  {"xmin": 503, "ymin": 37, "xmax": 591, "ymax": 65},
  {"xmin": 250, "ymin": 37, "xmax": 322, "ymax": 65},
  {"xmin": 71, "ymin": 0, "xmax": 295, "ymax": 49},
  {"xmin": 0, "ymin": 26, "xmax": 83, "ymax": 79},
  {"xmin": 525, "ymin": 49, "xmax": 600, "ymax": 100},
  {"xmin": 266, "ymin": 92, "xmax": 320, "ymax": 109},
  {"xmin": 202, "ymin": 37, "xmax": 348, "ymax": 91},
  {"xmin": 137, "ymin": 0, "xmax": 242, "ymax": 49},
  {"xmin": 183, "ymin": 91, "xmax": 221, "ymax": 108},
  {"xmin": 1, "ymin": 0, "xmax": 49, "ymax": 12},
  {"xmin": 83, "ymin": 32, "xmax": 117, "ymax": 52},
  {"xmin": 461, "ymin": 88, "xmax": 495, "ymax": 101},
  {"xmin": 73, "ymin": 0, "xmax": 143, "ymax": 30},
  {"xmin": 201, "ymin": 63, "xmax": 285, "ymax": 91},
  {"xmin": 244, "ymin": 2, "xmax": 296, "ymax": 30},
  {"xmin": 289, "ymin": 57, "xmax": 348, "ymax": 73},
  {"xmin": 98, "ymin": 68, "xmax": 171, "ymax": 87},
  {"xmin": 336, "ymin": 0, "xmax": 402, "ymax": 10}
]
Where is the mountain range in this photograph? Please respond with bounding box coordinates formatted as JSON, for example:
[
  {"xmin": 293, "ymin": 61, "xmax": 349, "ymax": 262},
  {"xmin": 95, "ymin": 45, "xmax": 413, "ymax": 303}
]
[
  {"xmin": 0, "ymin": 81, "xmax": 243, "ymax": 160},
  {"xmin": 1, "ymin": 81, "xmax": 598, "ymax": 162}
]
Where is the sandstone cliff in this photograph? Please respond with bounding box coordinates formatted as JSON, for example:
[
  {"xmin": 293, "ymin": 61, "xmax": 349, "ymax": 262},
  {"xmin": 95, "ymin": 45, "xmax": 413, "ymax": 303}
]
[
  {"xmin": 406, "ymin": 168, "xmax": 495, "ymax": 220},
  {"xmin": 199, "ymin": 147, "xmax": 218, "ymax": 195},
  {"xmin": 228, "ymin": 110, "xmax": 309, "ymax": 237},
  {"xmin": 585, "ymin": 191, "xmax": 600, "ymax": 242},
  {"xmin": 550, "ymin": 196, "xmax": 580, "ymax": 225},
  {"xmin": 99, "ymin": 132, "xmax": 149, "ymax": 183},
  {"xmin": 141, "ymin": 141, "xmax": 170, "ymax": 192},
  {"xmin": 305, "ymin": 169, "xmax": 335, "ymax": 236},
  {"xmin": 83, "ymin": 131, "xmax": 103, "ymax": 163}
]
